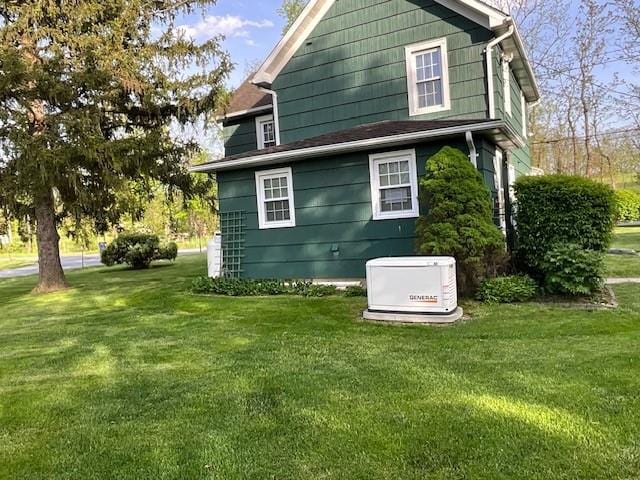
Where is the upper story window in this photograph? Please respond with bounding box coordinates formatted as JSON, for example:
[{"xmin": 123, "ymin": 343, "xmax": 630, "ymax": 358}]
[
  {"xmin": 405, "ymin": 38, "xmax": 451, "ymax": 116},
  {"xmin": 256, "ymin": 114, "xmax": 276, "ymax": 149},
  {"xmin": 369, "ymin": 150, "xmax": 419, "ymax": 220},
  {"xmin": 255, "ymin": 167, "xmax": 296, "ymax": 229}
]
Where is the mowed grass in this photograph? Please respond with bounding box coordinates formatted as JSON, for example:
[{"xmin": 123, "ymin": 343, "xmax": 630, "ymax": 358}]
[
  {"xmin": 605, "ymin": 254, "xmax": 640, "ymax": 278},
  {"xmin": 607, "ymin": 227, "xmax": 640, "ymax": 277},
  {"xmin": 0, "ymin": 256, "xmax": 36, "ymax": 270},
  {"xmin": 612, "ymin": 226, "xmax": 640, "ymax": 250},
  {"xmin": 1, "ymin": 256, "xmax": 639, "ymax": 479}
]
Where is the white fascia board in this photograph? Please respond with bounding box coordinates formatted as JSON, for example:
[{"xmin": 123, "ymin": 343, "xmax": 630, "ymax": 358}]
[
  {"xmin": 433, "ymin": 0, "xmax": 506, "ymax": 29},
  {"xmin": 252, "ymin": 0, "xmax": 336, "ymax": 86},
  {"xmin": 191, "ymin": 121, "xmax": 508, "ymax": 173}
]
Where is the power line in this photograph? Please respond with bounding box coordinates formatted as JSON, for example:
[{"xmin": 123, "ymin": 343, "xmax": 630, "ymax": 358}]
[{"xmin": 531, "ymin": 127, "xmax": 640, "ymax": 145}]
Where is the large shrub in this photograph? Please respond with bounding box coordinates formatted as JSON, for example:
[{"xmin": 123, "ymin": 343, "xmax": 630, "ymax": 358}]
[
  {"xmin": 540, "ymin": 244, "xmax": 604, "ymax": 296},
  {"xmin": 416, "ymin": 146, "xmax": 506, "ymax": 295},
  {"xmin": 615, "ymin": 189, "xmax": 640, "ymax": 222},
  {"xmin": 101, "ymin": 234, "xmax": 178, "ymax": 269},
  {"xmin": 514, "ymin": 175, "xmax": 615, "ymax": 275},
  {"xmin": 477, "ymin": 275, "xmax": 538, "ymax": 304}
]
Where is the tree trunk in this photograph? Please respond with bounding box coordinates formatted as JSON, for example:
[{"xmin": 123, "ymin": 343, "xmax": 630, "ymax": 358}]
[{"xmin": 33, "ymin": 189, "xmax": 68, "ymax": 293}]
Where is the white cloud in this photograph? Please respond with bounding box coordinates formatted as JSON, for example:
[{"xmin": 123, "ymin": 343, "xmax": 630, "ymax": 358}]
[
  {"xmin": 245, "ymin": 39, "xmax": 259, "ymax": 47},
  {"xmin": 178, "ymin": 15, "xmax": 274, "ymax": 41}
]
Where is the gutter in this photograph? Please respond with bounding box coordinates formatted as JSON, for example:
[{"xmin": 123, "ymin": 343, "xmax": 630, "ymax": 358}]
[
  {"xmin": 191, "ymin": 120, "xmax": 509, "ymax": 172},
  {"xmin": 465, "ymin": 131, "xmax": 478, "ymax": 168},
  {"xmin": 258, "ymin": 87, "xmax": 281, "ymax": 146},
  {"xmin": 485, "ymin": 23, "xmax": 515, "ymax": 119}
]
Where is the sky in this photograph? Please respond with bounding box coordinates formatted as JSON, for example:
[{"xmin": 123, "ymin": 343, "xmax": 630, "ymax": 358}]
[{"xmin": 176, "ymin": 0, "xmax": 287, "ymax": 89}]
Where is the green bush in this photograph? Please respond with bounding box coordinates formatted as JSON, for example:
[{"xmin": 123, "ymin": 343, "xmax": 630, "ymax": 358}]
[
  {"xmin": 514, "ymin": 175, "xmax": 615, "ymax": 276},
  {"xmin": 416, "ymin": 146, "xmax": 506, "ymax": 295},
  {"xmin": 190, "ymin": 277, "xmax": 289, "ymax": 296},
  {"xmin": 540, "ymin": 244, "xmax": 604, "ymax": 296},
  {"xmin": 191, "ymin": 277, "xmax": 351, "ymax": 298},
  {"xmin": 344, "ymin": 285, "xmax": 367, "ymax": 297},
  {"xmin": 615, "ymin": 189, "xmax": 640, "ymax": 222},
  {"xmin": 101, "ymin": 234, "xmax": 178, "ymax": 269},
  {"xmin": 477, "ymin": 275, "xmax": 538, "ymax": 304}
]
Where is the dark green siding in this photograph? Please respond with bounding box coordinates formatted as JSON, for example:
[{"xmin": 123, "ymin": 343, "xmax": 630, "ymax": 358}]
[
  {"xmin": 218, "ymin": 138, "xmax": 498, "ymax": 279},
  {"xmin": 273, "ymin": 0, "xmax": 493, "ymax": 143},
  {"xmin": 223, "ymin": 117, "xmax": 259, "ymax": 157},
  {"xmin": 493, "ymin": 47, "xmax": 532, "ymax": 177}
]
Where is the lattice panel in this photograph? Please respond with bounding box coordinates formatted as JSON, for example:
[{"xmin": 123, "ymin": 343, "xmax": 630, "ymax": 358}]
[{"xmin": 220, "ymin": 211, "xmax": 246, "ymax": 278}]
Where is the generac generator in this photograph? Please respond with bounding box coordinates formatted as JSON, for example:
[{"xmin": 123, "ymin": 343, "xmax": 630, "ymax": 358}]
[{"xmin": 365, "ymin": 257, "xmax": 458, "ymax": 314}]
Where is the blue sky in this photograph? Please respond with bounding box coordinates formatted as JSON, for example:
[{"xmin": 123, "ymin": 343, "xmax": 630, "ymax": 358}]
[{"xmin": 177, "ymin": 0, "xmax": 286, "ymax": 88}]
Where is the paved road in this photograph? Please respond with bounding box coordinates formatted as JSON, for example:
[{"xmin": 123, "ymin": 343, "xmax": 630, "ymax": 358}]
[{"xmin": 0, "ymin": 249, "xmax": 203, "ymax": 279}]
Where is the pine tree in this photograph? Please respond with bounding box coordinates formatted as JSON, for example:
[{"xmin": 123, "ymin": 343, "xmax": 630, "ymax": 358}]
[
  {"xmin": 416, "ymin": 147, "xmax": 505, "ymax": 295},
  {"xmin": 0, "ymin": 1, "xmax": 230, "ymax": 292}
]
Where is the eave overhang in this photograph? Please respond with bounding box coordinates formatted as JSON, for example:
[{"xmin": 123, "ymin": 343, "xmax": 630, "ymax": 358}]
[{"xmin": 192, "ymin": 120, "xmax": 524, "ymax": 173}]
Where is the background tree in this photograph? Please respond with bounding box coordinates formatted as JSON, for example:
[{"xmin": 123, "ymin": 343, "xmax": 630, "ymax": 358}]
[
  {"xmin": 0, "ymin": 1, "xmax": 231, "ymax": 292},
  {"xmin": 278, "ymin": 0, "xmax": 308, "ymax": 33}
]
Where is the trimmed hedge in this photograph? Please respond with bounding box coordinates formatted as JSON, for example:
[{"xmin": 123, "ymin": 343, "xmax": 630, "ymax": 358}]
[
  {"xmin": 191, "ymin": 277, "xmax": 366, "ymax": 298},
  {"xmin": 514, "ymin": 175, "xmax": 615, "ymax": 275},
  {"xmin": 615, "ymin": 189, "xmax": 640, "ymax": 222},
  {"xmin": 101, "ymin": 234, "xmax": 178, "ymax": 269}
]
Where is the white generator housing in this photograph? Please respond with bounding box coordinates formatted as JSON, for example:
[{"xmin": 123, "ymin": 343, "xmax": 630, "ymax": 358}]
[{"xmin": 366, "ymin": 257, "xmax": 458, "ymax": 314}]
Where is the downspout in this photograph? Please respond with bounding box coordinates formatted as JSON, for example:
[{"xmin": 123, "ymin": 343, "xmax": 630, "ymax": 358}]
[
  {"xmin": 258, "ymin": 87, "xmax": 281, "ymax": 146},
  {"xmin": 485, "ymin": 23, "xmax": 515, "ymax": 119},
  {"xmin": 465, "ymin": 131, "xmax": 478, "ymax": 168}
]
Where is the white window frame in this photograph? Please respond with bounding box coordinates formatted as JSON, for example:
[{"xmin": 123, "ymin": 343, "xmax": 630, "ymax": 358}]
[
  {"xmin": 405, "ymin": 38, "xmax": 451, "ymax": 116},
  {"xmin": 255, "ymin": 167, "xmax": 296, "ymax": 229},
  {"xmin": 502, "ymin": 59, "xmax": 512, "ymax": 117},
  {"xmin": 369, "ymin": 149, "xmax": 419, "ymax": 221},
  {"xmin": 255, "ymin": 114, "xmax": 276, "ymax": 150},
  {"xmin": 520, "ymin": 91, "xmax": 527, "ymax": 138}
]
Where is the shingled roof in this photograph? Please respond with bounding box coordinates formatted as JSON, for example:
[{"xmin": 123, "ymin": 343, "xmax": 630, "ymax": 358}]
[
  {"xmin": 218, "ymin": 76, "xmax": 272, "ymax": 120},
  {"xmin": 193, "ymin": 119, "xmax": 521, "ymax": 172}
]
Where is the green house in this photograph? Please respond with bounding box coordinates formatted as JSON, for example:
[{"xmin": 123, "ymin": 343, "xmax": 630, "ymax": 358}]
[{"xmin": 193, "ymin": 0, "xmax": 540, "ymax": 280}]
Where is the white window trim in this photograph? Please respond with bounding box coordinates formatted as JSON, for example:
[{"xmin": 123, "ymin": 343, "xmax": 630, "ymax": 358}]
[
  {"xmin": 255, "ymin": 114, "xmax": 276, "ymax": 150},
  {"xmin": 369, "ymin": 149, "xmax": 419, "ymax": 221},
  {"xmin": 405, "ymin": 38, "xmax": 451, "ymax": 117},
  {"xmin": 502, "ymin": 59, "xmax": 512, "ymax": 117},
  {"xmin": 255, "ymin": 167, "xmax": 296, "ymax": 229}
]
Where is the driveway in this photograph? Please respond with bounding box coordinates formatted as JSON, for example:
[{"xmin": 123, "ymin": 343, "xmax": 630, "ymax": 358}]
[{"xmin": 0, "ymin": 248, "xmax": 202, "ymax": 279}]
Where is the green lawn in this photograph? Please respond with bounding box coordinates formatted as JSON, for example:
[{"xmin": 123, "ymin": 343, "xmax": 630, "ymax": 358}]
[
  {"xmin": 611, "ymin": 226, "xmax": 640, "ymax": 250},
  {"xmin": 605, "ymin": 254, "xmax": 640, "ymax": 278},
  {"xmin": 606, "ymin": 227, "xmax": 640, "ymax": 277},
  {"xmin": 0, "ymin": 256, "xmax": 36, "ymax": 270},
  {"xmin": 1, "ymin": 257, "xmax": 639, "ymax": 478}
]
